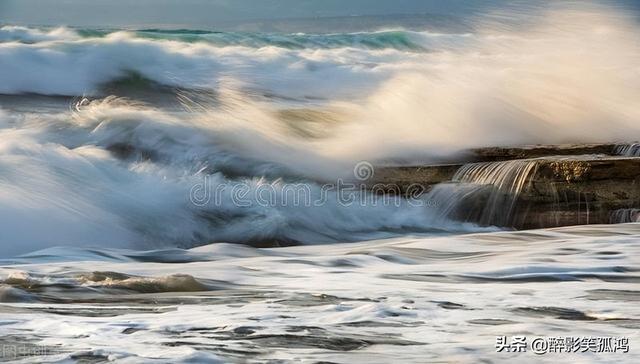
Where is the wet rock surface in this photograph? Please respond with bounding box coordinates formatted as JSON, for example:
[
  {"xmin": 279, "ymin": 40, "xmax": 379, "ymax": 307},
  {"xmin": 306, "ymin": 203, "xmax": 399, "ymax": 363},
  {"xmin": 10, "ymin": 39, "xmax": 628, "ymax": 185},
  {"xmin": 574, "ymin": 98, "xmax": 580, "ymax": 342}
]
[
  {"xmin": 468, "ymin": 143, "xmax": 619, "ymax": 162},
  {"xmin": 373, "ymin": 144, "xmax": 640, "ymax": 229}
]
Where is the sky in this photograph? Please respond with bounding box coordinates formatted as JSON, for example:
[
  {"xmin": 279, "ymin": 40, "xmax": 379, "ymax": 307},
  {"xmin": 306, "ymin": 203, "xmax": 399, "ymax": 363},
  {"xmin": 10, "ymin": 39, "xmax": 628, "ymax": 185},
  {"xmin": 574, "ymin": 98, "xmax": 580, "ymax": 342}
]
[
  {"xmin": 0, "ymin": 0, "xmax": 637, "ymax": 30},
  {"xmin": 0, "ymin": 0, "xmax": 508, "ymax": 28}
]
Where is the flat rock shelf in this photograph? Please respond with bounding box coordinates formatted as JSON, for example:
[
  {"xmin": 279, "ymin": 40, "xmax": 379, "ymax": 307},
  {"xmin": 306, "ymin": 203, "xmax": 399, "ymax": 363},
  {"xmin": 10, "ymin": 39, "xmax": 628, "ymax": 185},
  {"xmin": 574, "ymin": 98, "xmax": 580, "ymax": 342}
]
[{"xmin": 371, "ymin": 144, "xmax": 640, "ymax": 229}]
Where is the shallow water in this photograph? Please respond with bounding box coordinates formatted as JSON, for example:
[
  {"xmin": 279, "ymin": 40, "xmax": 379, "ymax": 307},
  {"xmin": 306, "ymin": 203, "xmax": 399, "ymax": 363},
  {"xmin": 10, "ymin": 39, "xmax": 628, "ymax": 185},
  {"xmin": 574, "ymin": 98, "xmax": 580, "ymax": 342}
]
[{"xmin": 0, "ymin": 224, "xmax": 639, "ymax": 362}]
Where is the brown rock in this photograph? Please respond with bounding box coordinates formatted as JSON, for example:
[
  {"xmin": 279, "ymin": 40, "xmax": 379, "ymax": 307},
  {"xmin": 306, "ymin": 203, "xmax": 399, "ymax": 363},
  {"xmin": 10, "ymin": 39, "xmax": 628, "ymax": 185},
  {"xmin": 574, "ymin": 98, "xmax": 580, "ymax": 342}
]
[{"xmin": 371, "ymin": 151, "xmax": 640, "ymax": 229}]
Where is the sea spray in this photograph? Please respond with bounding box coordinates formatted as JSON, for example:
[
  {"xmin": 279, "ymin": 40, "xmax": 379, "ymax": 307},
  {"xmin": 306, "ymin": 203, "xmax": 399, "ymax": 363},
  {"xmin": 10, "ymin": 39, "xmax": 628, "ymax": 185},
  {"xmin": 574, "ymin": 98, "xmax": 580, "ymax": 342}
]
[
  {"xmin": 0, "ymin": 2, "xmax": 639, "ymax": 254},
  {"xmin": 0, "ymin": 3, "xmax": 638, "ymax": 154}
]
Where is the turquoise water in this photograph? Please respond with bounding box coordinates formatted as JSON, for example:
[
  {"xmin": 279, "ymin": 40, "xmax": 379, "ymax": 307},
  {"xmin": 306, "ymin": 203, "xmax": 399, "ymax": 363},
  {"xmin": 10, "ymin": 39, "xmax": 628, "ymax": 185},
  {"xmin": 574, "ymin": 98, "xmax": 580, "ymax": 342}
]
[{"xmin": 10, "ymin": 26, "xmax": 466, "ymax": 51}]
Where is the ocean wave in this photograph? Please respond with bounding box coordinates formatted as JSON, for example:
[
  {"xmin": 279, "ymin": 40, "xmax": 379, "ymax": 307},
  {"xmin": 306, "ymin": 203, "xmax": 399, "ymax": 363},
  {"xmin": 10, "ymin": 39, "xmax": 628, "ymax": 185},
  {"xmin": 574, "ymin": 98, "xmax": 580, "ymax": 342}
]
[
  {"xmin": 0, "ymin": 28, "xmax": 418, "ymax": 96},
  {"xmin": 0, "ymin": 25, "xmax": 80, "ymax": 43},
  {"xmin": 0, "ymin": 97, "xmax": 481, "ymax": 256},
  {"xmin": 0, "ymin": 4, "xmax": 637, "ymax": 105},
  {"xmin": 1, "ymin": 25, "xmax": 469, "ymax": 50},
  {"xmin": 132, "ymin": 28, "xmax": 472, "ymax": 51},
  {"xmin": 0, "ymin": 4, "xmax": 639, "ymax": 256}
]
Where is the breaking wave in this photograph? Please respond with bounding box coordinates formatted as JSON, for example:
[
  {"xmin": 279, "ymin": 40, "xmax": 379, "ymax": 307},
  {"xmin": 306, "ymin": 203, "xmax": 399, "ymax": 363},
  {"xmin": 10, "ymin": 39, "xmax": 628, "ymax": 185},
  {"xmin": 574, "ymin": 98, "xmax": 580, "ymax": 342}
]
[{"xmin": 1, "ymin": 2, "xmax": 640, "ymax": 255}]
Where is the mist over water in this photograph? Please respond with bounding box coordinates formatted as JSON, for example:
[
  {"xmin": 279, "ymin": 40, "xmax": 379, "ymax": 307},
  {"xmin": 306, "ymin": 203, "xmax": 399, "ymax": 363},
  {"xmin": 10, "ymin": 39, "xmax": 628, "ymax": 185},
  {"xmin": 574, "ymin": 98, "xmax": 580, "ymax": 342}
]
[{"xmin": 0, "ymin": 2, "xmax": 639, "ymax": 255}]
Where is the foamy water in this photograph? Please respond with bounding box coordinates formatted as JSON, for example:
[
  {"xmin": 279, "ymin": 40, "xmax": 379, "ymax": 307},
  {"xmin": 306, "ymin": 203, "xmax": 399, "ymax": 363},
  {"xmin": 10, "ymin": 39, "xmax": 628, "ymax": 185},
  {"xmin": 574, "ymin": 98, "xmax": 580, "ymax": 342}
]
[
  {"xmin": 0, "ymin": 2, "xmax": 639, "ymax": 362},
  {"xmin": 1, "ymin": 224, "xmax": 639, "ymax": 362}
]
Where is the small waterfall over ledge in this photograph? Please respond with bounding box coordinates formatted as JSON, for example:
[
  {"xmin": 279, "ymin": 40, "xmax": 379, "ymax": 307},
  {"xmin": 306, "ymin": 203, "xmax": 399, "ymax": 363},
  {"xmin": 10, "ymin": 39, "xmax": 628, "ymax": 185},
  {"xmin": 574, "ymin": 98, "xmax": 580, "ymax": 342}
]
[
  {"xmin": 453, "ymin": 160, "xmax": 540, "ymax": 226},
  {"xmin": 610, "ymin": 208, "xmax": 640, "ymax": 223},
  {"xmin": 428, "ymin": 159, "xmax": 541, "ymax": 228},
  {"xmin": 614, "ymin": 143, "xmax": 640, "ymax": 156}
]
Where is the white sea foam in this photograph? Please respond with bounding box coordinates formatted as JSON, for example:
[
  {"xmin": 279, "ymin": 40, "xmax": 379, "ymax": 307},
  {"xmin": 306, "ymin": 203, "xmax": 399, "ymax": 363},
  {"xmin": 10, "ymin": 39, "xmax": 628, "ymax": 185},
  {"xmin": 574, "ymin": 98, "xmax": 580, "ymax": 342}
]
[
  {"xmin": 0, "ymin": 224, "xmax": 639, "ymax": 362},
  {"xmin": 0, "ymin": 29, "xmax": 408, "ymax": 96},
  {"xmin": 0, "ymin": 25, "xmax": 80, "ymax": 43},
  {"xmin": 0, "ymin": 3, "xmax": 639, "ymax": 255},
  {"xmin": 0, "ymin": 99, "xmax": 485, "ymax": 256}
]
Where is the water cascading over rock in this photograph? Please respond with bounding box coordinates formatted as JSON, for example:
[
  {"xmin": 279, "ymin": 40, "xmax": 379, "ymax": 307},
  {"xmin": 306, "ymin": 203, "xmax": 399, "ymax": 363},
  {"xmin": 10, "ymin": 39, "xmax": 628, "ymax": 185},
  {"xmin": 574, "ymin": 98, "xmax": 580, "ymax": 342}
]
[
  {"xmin": 610, "ymin": 208, "xmax": 640, "ymax": 223},
  {"xmin": 614, "ymin": 143, "xmax": 640, "ymax": 157},
  {"xmin": 374, "ymin": 145, "xmax": 640, "ymax": 229},
  {"xmin": 427, "ymin": 159, "xmax": 540, "ymax": 227}
]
